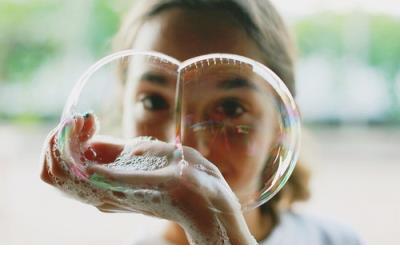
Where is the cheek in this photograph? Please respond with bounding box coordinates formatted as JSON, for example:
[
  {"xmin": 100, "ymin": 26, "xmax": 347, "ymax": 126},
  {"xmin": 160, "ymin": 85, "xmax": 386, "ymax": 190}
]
[
  {"xmin": 125, "ymin": 99, "xmax": 174, "ymax": 141},
  {"xmin": 224, "ymin": 155, "xmax": 266, "ymax": 201},
  {"xmin": 233, "ymin": 153, "xmax": 266, "ymax": 184},
  {"xmin": 220, "ymin": 131, "xmax": 272, "ymax": 193},
  {"xmin": 131, "ymin": 118, "xmax": 174, "ymax": 142}
]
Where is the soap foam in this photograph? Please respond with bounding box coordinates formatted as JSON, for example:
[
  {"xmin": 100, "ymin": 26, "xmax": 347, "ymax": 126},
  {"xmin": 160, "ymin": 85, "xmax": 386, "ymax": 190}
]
[
  {"xmin": 104, "ymin": 136, "xmax": 168, "ymax": 171},
  {"xmin": 52, "ymin": 133, "xmax": 236, "ymax": 244},
  {"xmin": 54, "ymin": 176, "xmax": 105, "ymax": 206},
  {"xmin": 105, "ymin": 155, "xmax": 168, "ymax": 171}
]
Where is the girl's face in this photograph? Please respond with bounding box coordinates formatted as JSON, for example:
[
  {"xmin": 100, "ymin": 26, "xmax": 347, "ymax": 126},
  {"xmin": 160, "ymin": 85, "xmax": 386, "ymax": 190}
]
[{"xmin": 124, "ymin": 8, "xmax": 278, "ymax": 200}]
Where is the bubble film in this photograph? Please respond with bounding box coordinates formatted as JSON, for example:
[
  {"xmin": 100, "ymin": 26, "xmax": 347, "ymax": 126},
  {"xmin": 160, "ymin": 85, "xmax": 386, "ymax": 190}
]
[
  {"xmin": 177, "ymin": 54, "xmax": 301, "ymax": 209},
  {"xmin": 54, "ymin": 50, "xmax": 301, "ymax": 213}
]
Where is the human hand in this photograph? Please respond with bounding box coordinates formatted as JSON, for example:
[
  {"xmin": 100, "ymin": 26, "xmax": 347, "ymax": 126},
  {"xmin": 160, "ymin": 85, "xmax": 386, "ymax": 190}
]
[{"xmin": 40, "ymin": 114, "xmax": 256, "ymax": 244}]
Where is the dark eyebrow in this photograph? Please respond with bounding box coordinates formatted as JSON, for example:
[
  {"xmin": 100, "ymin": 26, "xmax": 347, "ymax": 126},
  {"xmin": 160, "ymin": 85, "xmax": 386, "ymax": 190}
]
[
  {"xmin": 140, "ymin": 72, "xmax": 169, "ymax": 86},
  {"xmin": 217, "ymin": 77, "xmax": 257, "ymax": 91}
]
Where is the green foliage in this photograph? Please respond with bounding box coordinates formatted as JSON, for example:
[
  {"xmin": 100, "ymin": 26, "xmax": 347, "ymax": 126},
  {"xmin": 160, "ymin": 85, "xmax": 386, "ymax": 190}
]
[
  {"xmin": 366, "ymin": 16, "xmax": 400, "ymax": 118},
  {"xmin": 294, "ymin": 13, "xmax": 400, "ymax": 121},
  {"xmin": 294, "ymin": 13, "xmax": 400, "ymax": 77},
  {"xmin": 294, "ymin": 13, "xmax": 347, "ymax": 58},
  {"xmin": 0, "ymin": 0, "xmax": 58, "ymax": 30},
  {"xmin": 87, "ymin": 0, "xmax": 121, "ymax": 57},
  {"xmin": 1, "ymin": 41, "xmax": 58, "ymax": 82},
  {"xmin": 0, "ymin": 112, "xmax": 56, "ymax": 124},
  {"xmin": 0, "ymin": 0, "xmax": 60, "ymax": 82},
  {"xmin": 368, "ymin": 15, "xmax": 400, "ymax": 77},
  {"xmin": 0, "ymin": 2, "xmax": 399, "ymax": 123}
]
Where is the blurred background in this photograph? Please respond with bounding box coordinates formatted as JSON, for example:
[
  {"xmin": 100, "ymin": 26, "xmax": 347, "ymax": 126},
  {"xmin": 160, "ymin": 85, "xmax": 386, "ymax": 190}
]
[{"xmin": 1, "ymin": 0, "xmax": 399, "ymax": 244}]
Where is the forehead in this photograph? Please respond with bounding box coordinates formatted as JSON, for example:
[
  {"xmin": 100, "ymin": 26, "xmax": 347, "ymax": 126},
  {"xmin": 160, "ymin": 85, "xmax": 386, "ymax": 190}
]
[{"xmin": 131, "ymin": 8, "xmax": 263, "ymax": 62}]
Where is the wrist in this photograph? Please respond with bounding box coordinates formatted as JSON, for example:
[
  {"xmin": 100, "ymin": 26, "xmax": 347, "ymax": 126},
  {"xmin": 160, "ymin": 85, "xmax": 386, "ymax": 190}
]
[
  {"xmin": 215, "ymin": 204, "xmax": 258, "ymax": 245},
  {"xmin": 180, "ymin": 196, "xmax": 257, "ymax": 245}
]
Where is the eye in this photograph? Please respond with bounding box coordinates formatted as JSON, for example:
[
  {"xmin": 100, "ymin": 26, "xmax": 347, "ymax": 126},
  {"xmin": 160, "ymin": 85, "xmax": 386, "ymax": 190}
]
[
  {"xmin": 215, "ymin": 98, "xmax": 246, "ymax": 119},
  {"xmin": 140, "ymin": 94, "xmax": 169, "ymax": 111}
]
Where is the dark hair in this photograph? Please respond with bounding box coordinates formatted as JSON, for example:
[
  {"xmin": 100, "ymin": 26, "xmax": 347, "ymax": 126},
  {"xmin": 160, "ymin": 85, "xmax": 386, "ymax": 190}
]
[{"xmin": 114, "ymin": 0, "xmax": 310, "ymax": 226}]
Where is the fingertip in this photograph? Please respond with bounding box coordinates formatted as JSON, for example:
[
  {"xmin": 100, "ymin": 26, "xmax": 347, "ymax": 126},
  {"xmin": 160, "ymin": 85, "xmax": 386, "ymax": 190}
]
[
  {"xmin": 57, "ymin": 119, "xmax": 74, "ymax": 143},
  {"xmin": 80, "ymin": 112, "xmax": 96, "ymax": 142},
  {"xmin": 72, "ymin": 115, "xmax": 85, "ymax": 136},
  {"xmin": 83, "ymin": 112, "xmax": 91, "ymax": 119},
  {"xmin": 40, "ymin": 157, "xmax": 54, "ymax": 185}
]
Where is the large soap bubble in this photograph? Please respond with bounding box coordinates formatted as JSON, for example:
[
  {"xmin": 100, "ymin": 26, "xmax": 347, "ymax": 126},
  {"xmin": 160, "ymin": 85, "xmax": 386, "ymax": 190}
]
[{"xmin": 54, "ymin": 50, "xmax": 301, "ymax": 212}]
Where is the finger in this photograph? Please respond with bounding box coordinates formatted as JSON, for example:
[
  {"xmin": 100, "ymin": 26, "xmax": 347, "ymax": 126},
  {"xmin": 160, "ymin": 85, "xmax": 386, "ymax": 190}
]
[
  {"xmin": 79, "ymin": 113, "xmax": 97, "ymax": 143},
  {"xmin": 43, "ymin": 119, "xmax": 83, "ymax": 182},
  {"xmin": 128, "ymin": 140, "xmax": 175, "ymax": 158},
  {"xmin": 97, "ymin": 200, "xmax": 156, "ymax": 216},
  {"xmin": 41, "ymin": 152, "xmax": 55, "ymax": 185},
  {"xmin": 55, "ymin": 117, "xmax": 82, "ymax": 157},
  {"xmin": 47, "ymin": 133, "xmax": 69, "ymax": 179},
  {"xmin": 54, "ymin": 115, "xmax": 90, "ymax": 171},
  {"xmin": 69, "ymin": 115, "xmax": 86, "ymax": 154},
  {"xmin": 40, "ymin": 134, "xmax": 54, "ymax": 184},
  {"xmin": 119, "ymin": 141, "xmax": 223, "ymax": 180},
  {"xmin": 96, "ymin": 203, "xmax": 132, "ymax": 213},
  {"xmin": 58, "ymin": 113, "xmax": 94, "ymax": 154},
  {"xmin": 87, "ymin": 164, "xmax": 175, "ymax": 188},
  {"xmin": 72, "ymin": 115, "xmax": 85, "ymax": 138},
  {"xmin": 40, "ymin": 128, "xmax": 59, "ymax": 184}
]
